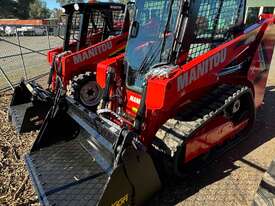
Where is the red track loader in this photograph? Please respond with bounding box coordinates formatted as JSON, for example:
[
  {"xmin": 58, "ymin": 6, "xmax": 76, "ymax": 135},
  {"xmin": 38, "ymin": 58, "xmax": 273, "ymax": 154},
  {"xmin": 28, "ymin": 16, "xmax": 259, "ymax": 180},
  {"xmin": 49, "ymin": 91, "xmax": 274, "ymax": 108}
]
[
  {"xmin": 9, "ymin": 2, "xmax": 130, "ymax": 133},
  {"xmin": 23, "ymin": 0, "xmax": 275, "ymax": 205}
]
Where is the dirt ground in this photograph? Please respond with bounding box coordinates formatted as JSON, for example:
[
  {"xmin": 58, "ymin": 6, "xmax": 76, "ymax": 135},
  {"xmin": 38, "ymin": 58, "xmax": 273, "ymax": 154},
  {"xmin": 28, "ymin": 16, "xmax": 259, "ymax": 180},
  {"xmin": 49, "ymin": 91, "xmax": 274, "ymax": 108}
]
[
  {"xmin": 0, "ymin": 56, "xmax": 274, "ymax": 205},
  {"xmin": 0, "ymin": 93, "xmax": 38, "ymax": 205},
  {"xmin": 0, "ymin": 78, "xmax": 50, "ymax": 205}
]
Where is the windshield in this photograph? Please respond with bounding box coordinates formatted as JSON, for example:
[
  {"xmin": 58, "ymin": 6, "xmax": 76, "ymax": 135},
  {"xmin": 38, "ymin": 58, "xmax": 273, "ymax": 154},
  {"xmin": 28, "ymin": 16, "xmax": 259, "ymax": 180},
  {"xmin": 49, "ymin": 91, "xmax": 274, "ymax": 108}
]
[{"xmin": 125, "ymin": 0, "xmax": 180, "ymax": 91}]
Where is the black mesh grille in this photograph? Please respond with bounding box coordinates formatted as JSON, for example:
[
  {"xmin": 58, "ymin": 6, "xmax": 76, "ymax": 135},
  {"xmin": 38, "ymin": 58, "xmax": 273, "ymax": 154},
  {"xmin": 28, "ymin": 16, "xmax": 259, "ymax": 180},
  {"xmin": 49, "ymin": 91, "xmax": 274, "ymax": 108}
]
[
  {"xmin": 70, "ymin": 12, "xmax": 81, "ymax": 41},
  {"xmin": 216, "ymin": 0, "xmax": 241, "ymax": 36},
  {"xmin": 112, "ymin": 10, "xmax": 125, "ymax": 31},
  {"xmin": 139, "ymin": 0, "xmax": 180, "ymax": 25},
  {"xmin": 86, "ymin": 8, "xmax": 124, "ymax": 45},
  {"xmin": 90, "ymin": 10, "xmax": 105, "ymax": 31},
  {"xmin": 139, "ymin": 1, "xmax": 166, "ymax": 24},
  {"xmin": 188, "ymin": 43, "xmax": 211, "ymax": 60},
  {"xmin": 187, "ymin": 0, "xmax": 242, "ymax": 61},
  {"xmin": 195, "ymin": 1, "xmax": 220, "ymax": 39}
]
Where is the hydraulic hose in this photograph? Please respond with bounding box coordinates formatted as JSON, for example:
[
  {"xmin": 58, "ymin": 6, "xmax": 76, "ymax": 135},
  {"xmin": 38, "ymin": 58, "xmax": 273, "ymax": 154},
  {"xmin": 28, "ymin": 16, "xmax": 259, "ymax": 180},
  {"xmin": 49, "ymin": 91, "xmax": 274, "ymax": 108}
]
[{"xmin": 101, "ymin": 67, "xmax": 114, "ymax": 109}]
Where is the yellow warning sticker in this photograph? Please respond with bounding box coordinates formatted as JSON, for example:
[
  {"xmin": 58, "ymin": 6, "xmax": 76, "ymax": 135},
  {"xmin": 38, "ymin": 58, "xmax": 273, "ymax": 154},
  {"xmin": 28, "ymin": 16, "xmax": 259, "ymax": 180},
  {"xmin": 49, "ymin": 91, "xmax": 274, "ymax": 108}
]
[
  {"xmin": 112, "ymin": 194, "xmax": 128, "ymax": 206},
  {"xmin": 132, "ymin": 107, "xmax": 138, "ymax": 113}
]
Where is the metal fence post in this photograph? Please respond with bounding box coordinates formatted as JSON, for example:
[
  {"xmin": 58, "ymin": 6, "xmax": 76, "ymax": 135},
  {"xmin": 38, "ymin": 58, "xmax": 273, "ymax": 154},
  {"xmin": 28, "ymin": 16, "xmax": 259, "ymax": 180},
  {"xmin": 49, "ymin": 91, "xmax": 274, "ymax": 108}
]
[
  {"xmin": 45, "ymin": 25, "xmax": 51, "ymax": 49},
  {"xmin": 0, "ymin": 22, "xmax": 63, "ymax": 92},
  {"xmin": 16, "ymin": 26, "xmax": 28, "ymax": 80},
  {"xmin": 0, "ymin": 66, "xmax": 14, "ymax": 91}
]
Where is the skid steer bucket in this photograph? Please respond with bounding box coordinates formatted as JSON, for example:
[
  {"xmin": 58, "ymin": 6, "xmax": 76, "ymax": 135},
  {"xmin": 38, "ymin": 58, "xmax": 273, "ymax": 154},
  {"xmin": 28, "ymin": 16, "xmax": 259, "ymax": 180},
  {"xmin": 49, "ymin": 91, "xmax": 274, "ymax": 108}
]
[
  {"xmin": 9, "ymin": 81, "xmax": 52, "ymax": 133},
  {"xmin": 25, "ymin": 97, "xmax": 161, "ymax": 206}
]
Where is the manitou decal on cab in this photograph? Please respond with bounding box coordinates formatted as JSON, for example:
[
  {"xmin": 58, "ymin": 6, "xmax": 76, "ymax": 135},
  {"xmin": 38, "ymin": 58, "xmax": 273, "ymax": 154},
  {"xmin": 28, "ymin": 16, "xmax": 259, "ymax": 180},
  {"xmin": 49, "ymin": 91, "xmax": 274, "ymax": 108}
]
[
  {"xmin": 177, "ymin": 48, "xmax": 227, "ymax": 92},
  {"xmin": 73, "ymin": 41, "xmax": 113, "ymax": 65},
  {"xmin": 129, "ymin": 95, "xmax": 141, "ymax": 104}
]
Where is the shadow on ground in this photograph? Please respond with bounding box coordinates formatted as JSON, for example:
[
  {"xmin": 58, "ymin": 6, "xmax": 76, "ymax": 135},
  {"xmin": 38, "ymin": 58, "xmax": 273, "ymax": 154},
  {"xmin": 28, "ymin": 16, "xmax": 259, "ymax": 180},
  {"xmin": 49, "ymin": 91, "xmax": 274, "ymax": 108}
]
[{"xmin": 149, "ymin": 86, "xmax": 275, "ymax": 206}]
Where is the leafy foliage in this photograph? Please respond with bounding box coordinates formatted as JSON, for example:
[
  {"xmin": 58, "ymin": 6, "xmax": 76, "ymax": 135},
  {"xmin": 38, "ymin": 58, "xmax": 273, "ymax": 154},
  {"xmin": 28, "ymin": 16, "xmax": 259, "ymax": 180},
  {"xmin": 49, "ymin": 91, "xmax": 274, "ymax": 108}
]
[
  {"xmin": 56, "ymin": 0, "xmax": 84, "ymax": 6},
  {"xmin": 17, "ymin": 0, "xmax": 35, "ymax": 19},
  {"xmin": 0, "ymin": 0, "xmax": 27, "ymax": 19},
  {"xmin": 51, "ymin": 8, "xmax": 64, "ymax": 20},
  {"xmin": 29, "ymin": 0, "xmax": 51, "ymax": 19},
  {"xmin": 0, "ymin": 0, "xmax": 51, "ymax": 19}
]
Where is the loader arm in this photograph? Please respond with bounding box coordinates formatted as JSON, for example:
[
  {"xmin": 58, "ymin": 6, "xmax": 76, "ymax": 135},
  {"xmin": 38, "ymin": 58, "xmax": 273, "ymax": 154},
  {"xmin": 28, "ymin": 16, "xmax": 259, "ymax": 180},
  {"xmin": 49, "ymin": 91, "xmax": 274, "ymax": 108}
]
[{"xmin": 61, "ymin": 33, "xmax": 128, "ymax": 88}]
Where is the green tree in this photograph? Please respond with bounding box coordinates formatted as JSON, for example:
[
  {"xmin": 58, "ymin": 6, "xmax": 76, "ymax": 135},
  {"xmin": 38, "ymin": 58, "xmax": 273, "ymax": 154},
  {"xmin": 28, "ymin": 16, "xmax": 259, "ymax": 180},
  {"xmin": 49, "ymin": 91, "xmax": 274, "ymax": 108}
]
[
  {"xmin": 29, "ymin": 0, "xmax": 51, "ymax": 19},
  {"xmin": 0, "ymin": 0, "xmax": 34, "ymax": 19},
  {"xmin": 0, "ymin": 0, "xmax": 17, "ymax": 18},
  {"xmin": 0, "ymin": 0, "xmax": 49, "ymax": 19},
  {"xmin": 17, "ymin": 0, "xmax": 35, "ymax": 19},
  {"xmin": 56, "ymin": 0, "xmax": 84, "ymax": 6},
  {"xmin": 51, "ymin": 8, "xmax": 64, "ymax": 19}
]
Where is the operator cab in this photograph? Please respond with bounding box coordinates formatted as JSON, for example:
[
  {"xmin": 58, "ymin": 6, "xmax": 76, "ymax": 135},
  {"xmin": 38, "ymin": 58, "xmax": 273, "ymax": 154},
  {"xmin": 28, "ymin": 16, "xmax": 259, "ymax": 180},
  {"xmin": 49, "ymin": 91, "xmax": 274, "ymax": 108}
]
[
  {"xmin": 125, "ymin": 0, "xmax": 246, "ymax": 93},
  {"xmin": 125, "ymin": 0, "xmax": 181, "ymax": 92},
  {"xmin": 61, "ymin": 2, "xmax": 128, "ymax": 52}
]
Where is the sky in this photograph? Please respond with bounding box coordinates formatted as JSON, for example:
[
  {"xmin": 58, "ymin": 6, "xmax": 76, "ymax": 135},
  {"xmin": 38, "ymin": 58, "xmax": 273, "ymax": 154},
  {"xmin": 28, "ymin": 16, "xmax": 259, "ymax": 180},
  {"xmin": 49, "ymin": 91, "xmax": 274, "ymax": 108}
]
[
  {"xmin": 45, "ymin": 0, "xmax": 114, "ymax": 9},
  {"xmin": 45, "ymin": 0, "xmax": 60, "ymax": 9}
]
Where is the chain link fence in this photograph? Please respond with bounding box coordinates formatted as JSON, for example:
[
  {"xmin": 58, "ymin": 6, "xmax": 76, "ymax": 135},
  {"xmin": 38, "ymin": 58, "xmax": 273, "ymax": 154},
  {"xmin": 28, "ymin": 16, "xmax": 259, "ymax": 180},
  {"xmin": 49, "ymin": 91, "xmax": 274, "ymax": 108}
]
[{"xmin": 0, "ymin": 25, "xmax": 64, "ymax": 91}]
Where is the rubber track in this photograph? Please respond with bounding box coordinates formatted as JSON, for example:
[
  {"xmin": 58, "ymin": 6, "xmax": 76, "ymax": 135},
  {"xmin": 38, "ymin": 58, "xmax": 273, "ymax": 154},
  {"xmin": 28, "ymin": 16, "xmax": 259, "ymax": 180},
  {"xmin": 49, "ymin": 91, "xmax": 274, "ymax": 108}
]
[{"xmin": 155, "ymin": 84, "xmax": 250, "ymax": 157}]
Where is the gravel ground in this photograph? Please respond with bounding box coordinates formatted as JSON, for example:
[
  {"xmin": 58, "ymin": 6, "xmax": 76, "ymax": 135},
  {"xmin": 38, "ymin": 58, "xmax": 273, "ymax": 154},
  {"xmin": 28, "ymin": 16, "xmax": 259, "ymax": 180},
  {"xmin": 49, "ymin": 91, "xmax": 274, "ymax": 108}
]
[
  {"xmin": 0, "ymin": 92, "xmax": 38, "ymax": 206},
  {"xmin": 0, "ymin": 76, "xmax": 48, "ymax": 205},
  {"xmin": 0, "ymin": 48, "xmax": 274, "ymax": 205}
]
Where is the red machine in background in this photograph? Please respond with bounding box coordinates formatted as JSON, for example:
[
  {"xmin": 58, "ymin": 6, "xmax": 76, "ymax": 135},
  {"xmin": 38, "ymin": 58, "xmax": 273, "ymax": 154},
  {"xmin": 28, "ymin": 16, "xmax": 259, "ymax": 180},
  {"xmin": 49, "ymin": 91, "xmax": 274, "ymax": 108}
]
[
  {"xmin": 20, "ymin": 0, "xmax": 275, "ymax": 205},
  {"xmin": 47, "ymin": 3, "xmax": 129, "ymax": 98},
  {"xmin": 9, "ymin": 2, "xmax": 130, "ymax": 133}
]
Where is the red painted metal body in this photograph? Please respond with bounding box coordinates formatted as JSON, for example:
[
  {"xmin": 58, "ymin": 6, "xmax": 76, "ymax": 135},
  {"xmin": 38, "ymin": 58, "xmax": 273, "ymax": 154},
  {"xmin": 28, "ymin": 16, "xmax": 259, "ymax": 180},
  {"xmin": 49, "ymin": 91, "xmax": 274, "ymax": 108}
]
[
  {"xmin": 184, "ymin": 116, "xmax": 248, "ymax": 163},
  {"xmin": 47, "ymin": 33, "xmax": 128, "ymax": 90},
  {"xmin": 96, "ymin": 16, "xmax": 275, "ymax": 165}
]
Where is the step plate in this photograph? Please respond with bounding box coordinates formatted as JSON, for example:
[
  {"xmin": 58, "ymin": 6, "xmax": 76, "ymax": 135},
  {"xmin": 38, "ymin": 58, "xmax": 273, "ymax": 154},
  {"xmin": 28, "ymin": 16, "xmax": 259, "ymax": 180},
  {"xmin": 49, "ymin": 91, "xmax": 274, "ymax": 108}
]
[{"xmin": 25, "ymin": 139, "xmax": 109, "ymax": 206}]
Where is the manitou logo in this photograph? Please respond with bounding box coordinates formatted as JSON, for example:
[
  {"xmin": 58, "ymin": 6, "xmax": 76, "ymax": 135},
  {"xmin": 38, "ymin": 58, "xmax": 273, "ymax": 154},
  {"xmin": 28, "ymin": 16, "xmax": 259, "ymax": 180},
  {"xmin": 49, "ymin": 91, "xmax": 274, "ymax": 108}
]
[
  {"xmin": 129, "ymin": 96, "xmax": 141, "ymax": 104},
  {"xmin": 110, "ymin": 5, "xmax": 123, "ymax": 10},
  {"xmin": 177, "ymin": 48, "xmax": 227, "ymax": 92},
  {"xmin": 73, "ymin": 41, "xmax": 113, "ymax": 64}
]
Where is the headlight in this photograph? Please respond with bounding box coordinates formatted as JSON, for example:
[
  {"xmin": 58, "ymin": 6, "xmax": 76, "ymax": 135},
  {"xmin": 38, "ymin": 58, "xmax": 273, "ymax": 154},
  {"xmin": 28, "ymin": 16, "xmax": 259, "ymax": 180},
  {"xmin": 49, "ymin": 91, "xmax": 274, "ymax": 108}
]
[
  {"xmin": 74, "ymin": 3, "xmax": 79, "ymax": 11},
  {"xmin": 61, "ymin": 8, "xmax": 66, "ymax": 13}
]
